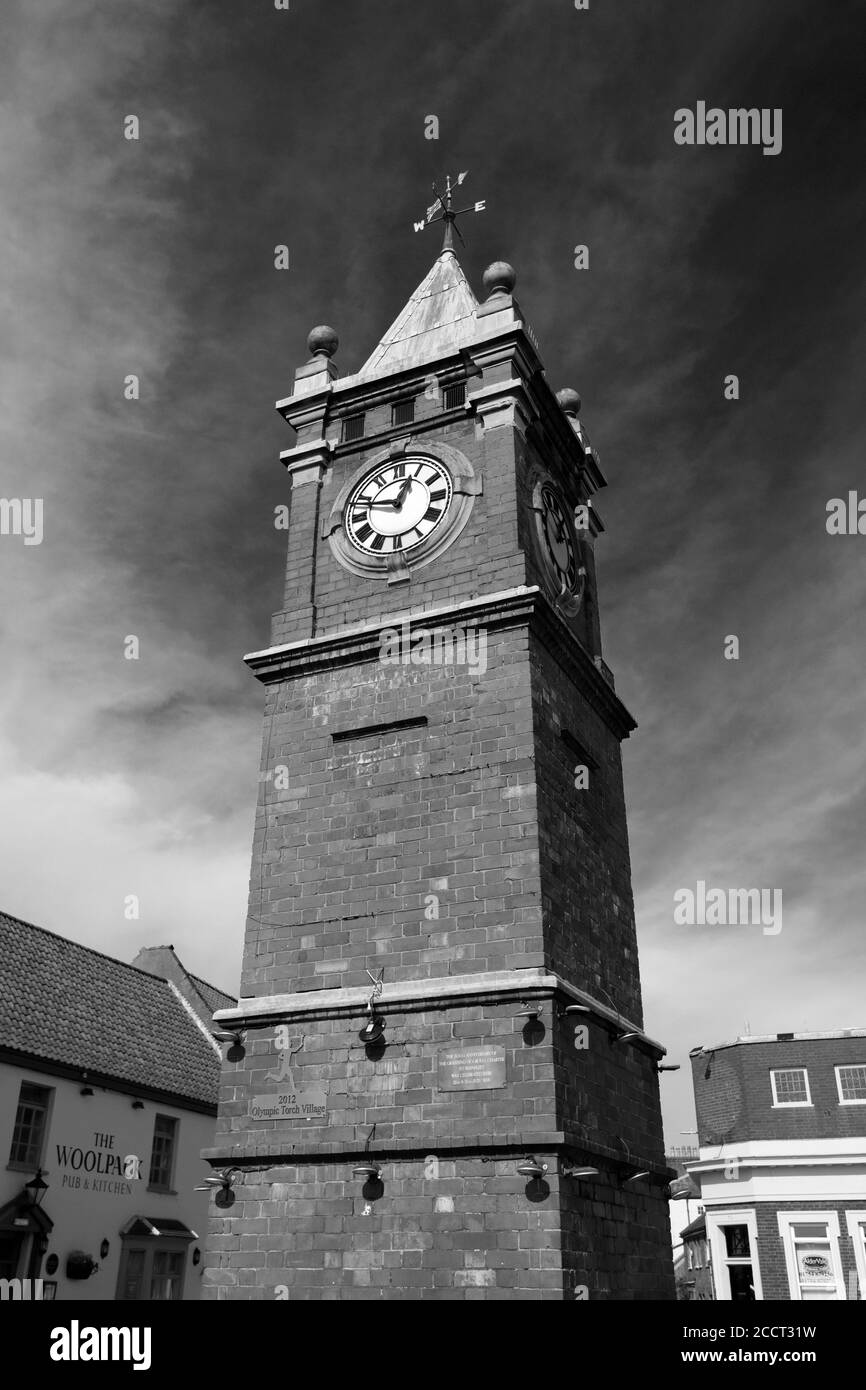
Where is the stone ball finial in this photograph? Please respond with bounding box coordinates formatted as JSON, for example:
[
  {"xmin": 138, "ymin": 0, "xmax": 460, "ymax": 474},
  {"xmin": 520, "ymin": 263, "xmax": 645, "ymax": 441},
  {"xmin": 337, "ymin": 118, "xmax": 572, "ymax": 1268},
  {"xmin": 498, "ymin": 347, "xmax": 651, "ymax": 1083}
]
[
  {"xmin": 556, "ymin": 387, "xmax": 582, "ymax": 417},
  {"xmin": 307, "ymin": 325, "xmax": 339, "ymax": 359},
  {"xmin": 482, "ymin": 261, "xmax": 516, "ymax": 298}
]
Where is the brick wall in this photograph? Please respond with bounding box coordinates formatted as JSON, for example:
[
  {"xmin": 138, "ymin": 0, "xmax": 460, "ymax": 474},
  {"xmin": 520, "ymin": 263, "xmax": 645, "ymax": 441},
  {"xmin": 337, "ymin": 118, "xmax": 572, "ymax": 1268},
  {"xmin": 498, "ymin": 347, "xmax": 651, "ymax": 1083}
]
[
  {"xmin": 692, "ymin": 1037, "xmax": 866, "ymax": 1144},
  {"xmin": 709, "ymin": 1200, "xmax": 861, "ymax": 1301},
  {"xmin": 204, "ymin": 338, "xmax": 674, "ymax": 1298},
  {"xmin": 271, "ymin": 415, "xmax": 528, "ymax": 649},
  {"xmin": 241, "ymin": 623, "xmax": 542, "ymax": 1000},
  {"xmin": 530, "ymin": 629, "xmax": 643, "ymax": 1021},
  {"xmin": 203, "ymin": 1155, "xmax": 674, "ymax": 1301}
]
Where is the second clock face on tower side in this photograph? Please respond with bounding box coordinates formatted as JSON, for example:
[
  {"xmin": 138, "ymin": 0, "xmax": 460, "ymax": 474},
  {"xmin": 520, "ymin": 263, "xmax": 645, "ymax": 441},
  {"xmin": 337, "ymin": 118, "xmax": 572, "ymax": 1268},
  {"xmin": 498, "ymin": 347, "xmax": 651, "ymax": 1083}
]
[
  {"xmin": 344, "ymin": 456, "xmax": 454, "ymax": 556},
  {"xmin": 531, "ymin": 473, "xmax": 587, "ymax": 618}
]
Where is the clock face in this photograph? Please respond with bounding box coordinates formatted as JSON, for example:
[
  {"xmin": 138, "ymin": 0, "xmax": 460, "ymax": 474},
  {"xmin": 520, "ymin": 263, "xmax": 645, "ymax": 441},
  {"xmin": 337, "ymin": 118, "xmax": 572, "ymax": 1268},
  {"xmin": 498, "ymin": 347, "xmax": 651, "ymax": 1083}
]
[
  {"xmin": 344, "ymin": 456, "xmax": 453, "ymax": 556},
  {"xmin": 538, "ymin": 481, "xmax": 579, "ymax": 594}
]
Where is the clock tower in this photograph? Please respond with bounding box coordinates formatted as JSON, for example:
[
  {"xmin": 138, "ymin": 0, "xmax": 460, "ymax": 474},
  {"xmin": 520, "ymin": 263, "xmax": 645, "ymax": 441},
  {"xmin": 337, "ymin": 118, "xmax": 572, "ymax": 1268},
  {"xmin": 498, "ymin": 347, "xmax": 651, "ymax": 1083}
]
[{"xmin": 202, "ymin": 229, "xmax": 675, "ymax": 1300}]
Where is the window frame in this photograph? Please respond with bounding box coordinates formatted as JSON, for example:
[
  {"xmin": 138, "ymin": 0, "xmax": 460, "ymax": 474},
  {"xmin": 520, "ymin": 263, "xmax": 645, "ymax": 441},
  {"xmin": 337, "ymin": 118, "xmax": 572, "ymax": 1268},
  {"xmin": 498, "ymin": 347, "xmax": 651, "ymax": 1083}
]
[
  {"xmin": 147, "ymin": 1114, "xmax": 179, "ymax": 1193},
  {"xmin": 8, "ymin": 1080, "xmax": 54, "ymax": 1171},
  {"xmin": 706, "ymin": 1210, "xmax": 763, "ymax": 1300},
  {"xmin": 777, "ymin": 1211, "xmax": 845, "ymax": 1301},
  {"xmin": 115, "ymin": 1239, "xmax": 188, "ymax": 1302},
  {"xmin": 844, "ymin": 1211, "xmax": 866, "ymax": 1299},
  {"xmin": 770, "ymin": 1067, "xmax": 812, "ymax": 1108},
  {"xmin": 835, "ymin": 1064, "xmax": 866, "ymax": 1105}
]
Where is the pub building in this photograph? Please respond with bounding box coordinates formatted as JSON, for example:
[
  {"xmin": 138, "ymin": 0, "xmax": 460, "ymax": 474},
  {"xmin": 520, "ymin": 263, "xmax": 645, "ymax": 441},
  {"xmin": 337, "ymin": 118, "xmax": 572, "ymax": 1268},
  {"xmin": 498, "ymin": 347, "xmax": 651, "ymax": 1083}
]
[
  {"xmin": 0, "ymin": 911, "xmax": 233, "ymax": 1300},
  {"xmin": 686, "ymin": 1029, "xmax": 866, "ymax": 1300}
]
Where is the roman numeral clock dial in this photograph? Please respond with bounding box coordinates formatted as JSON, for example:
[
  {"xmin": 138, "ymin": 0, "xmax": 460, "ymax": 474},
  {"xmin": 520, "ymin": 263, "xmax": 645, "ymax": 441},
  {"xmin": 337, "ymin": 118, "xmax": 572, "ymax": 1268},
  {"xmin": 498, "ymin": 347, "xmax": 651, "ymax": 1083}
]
[
  {"xmin": 532, "ymin": 476, "xmax": 587, "ymax": 618},
  {"xmin": 326, "ymin": 442, "xmax": 477, "ymax": 580},
  {"xmin": 345, "ymin": 457, "xmax": 453, "ymax": 556}
]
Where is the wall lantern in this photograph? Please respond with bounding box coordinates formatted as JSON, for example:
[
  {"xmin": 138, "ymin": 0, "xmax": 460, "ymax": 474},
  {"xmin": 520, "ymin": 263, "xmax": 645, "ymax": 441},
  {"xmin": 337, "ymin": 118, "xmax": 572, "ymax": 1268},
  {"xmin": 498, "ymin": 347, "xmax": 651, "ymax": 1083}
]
[
  {"xmin": 359, "ymin": 968, "xmax": 387, "ymax": 1044},
  {"xmin": 516, "ymin": 1156, "xmax": 548, "ymax": 1180},
  {"xmin": 612, "ymin": 1031, "xmax": 640, "ymax": 1047},
  {"xmin": 559, "ymin": 1002, "xmax": 592, "ymax": 1019},
  {"xmin": 194, "ymin": 1166, "xmax": 241, "ymax": 1196},
  {"xmin": 561, "ymin": 1165, "xmax": 599, "ymax": 1180},
  {"xmin": 622, "ymin": 1170, "xmax": 651, "ymax": 1186},
  {"xmin": 352, "ymin": 1160, "xmax": 382, "ymax": 1181},
  {"xmin": 656, "ymin": 1063, "xmax": 680, "ymax": 1073},
  {"xmin": 131, "ymin": 1099, "xmax": 145, "ymax": 1109},
  {"xmin": 24, "ymin": 1169, "xmax": 49, "ymax": 1208},
  {"xmin": 213, "ymin": 1028, "xmax": 246, "ymax": 1060},
  {"xmin": 80, "ymin": 1085, "xmax": 94, "ymax": 1097},
  {"xmin": 358, "ymin": 1003, "xmax": 386, "ymax": 1045},
  {"xmin": 192, "ymin": 1247, "xmax": 202, "ymax": 1267},
  {"xmin": 516, "ymin": 1001, "xmax": 543, "ymax": 1022},
  {"xmin": 100, "ymin": 1239, "xmax": 110, "ymax": 1260}
]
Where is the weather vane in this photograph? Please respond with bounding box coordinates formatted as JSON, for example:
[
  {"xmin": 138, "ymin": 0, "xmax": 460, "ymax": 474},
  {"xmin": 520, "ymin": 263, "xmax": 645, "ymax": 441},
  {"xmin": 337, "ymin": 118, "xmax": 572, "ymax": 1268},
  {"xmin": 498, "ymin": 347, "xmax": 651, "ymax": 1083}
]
[{"xmin": 413, "ymin": 172, "xmax": 486, "ymax": 251}]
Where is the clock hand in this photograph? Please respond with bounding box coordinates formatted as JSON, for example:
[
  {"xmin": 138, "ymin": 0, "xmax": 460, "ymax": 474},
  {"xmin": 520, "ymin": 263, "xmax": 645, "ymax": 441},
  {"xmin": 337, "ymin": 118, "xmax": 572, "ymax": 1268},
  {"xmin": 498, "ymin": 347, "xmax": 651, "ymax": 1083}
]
[{"xmin": 394, "ymin": 478, "xmax": 413, "ymax": 507}]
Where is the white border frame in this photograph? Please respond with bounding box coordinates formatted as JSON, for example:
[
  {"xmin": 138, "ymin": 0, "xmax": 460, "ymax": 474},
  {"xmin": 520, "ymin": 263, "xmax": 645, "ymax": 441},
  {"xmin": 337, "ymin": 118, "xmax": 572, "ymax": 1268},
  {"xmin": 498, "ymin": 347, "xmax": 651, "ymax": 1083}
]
[
  {"xmin": 776, "ymin": 1210, "xmax": 846, "ymax": 1301},
  {"xmin": 770, "ymin": 1067, "xmax": 812, "ymax": 1108},
  {"xmin": 706, "ymin": 1209, "xmax": 763, "ymax": 1301},
  {"xmin": 835, "ymin": 1064, "xmax": 866, "ymax": 1105}
]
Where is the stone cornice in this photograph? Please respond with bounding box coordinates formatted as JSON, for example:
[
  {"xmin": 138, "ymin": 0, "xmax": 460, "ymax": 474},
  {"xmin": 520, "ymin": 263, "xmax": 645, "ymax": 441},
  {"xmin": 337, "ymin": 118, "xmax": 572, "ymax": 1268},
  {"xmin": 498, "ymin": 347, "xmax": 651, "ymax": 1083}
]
[
  {"xmin": 246, "ymin": 585, "xmax": 637, "ymax": 740},
  {"xmin": 213, "ymin": 966, "xmax": 664, "ymax": 1058},
  {"xmin": 202, "ymin": 1134, "xmax": 673, "ymax": 1183}
]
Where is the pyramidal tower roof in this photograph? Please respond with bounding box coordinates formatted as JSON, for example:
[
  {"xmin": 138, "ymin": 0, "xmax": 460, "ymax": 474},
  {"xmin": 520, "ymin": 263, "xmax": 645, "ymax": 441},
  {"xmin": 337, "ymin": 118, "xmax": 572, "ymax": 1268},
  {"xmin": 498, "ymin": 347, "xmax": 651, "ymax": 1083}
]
[{"xmin": 358, "ymin": 249, "xmax": 479, "ymax": 379}]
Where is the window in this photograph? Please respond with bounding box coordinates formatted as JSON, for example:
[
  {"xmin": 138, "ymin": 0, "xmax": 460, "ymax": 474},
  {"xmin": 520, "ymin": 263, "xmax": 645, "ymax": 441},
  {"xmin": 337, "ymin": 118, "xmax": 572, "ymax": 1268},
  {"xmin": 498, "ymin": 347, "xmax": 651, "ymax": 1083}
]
[
  {"xmin": 116, "ymin": 1242, "xmax": 187, "ymax": 1301},
  {"xmin": 392, "ymin": 398, "xmax": 415, "ymax": 427},
  {"xmin": 148, "ymin": 1115, "xmax": 178, "ymax": 1191},
  {"xmin": 443, "ymin": 382, "xmax": 466, "ymax": 410},
  {"xmin": 778, "ymin": 1212, "xmax": 845, "ymax": 1301},
  {"xmin": 771, "ymin": 1068, "xmax": 812, "ymax": 1106},
  {"xmin": 342, "ymin": 413, "xmax": 365, "ymax": 443},
  {"xmin": 9, "ymin": 1082, "xmax": 52, "ymax": 1168},
  {"xmin": 150, "ymin": 1249, "xmax": 185, "ymax": 1301},
  {"xmin": 836, "ymin": 1065, "xmax": 866, "ymax": 1104},
  {"xmin": 724, "ymin": 1224, "xmax": 751, "ymax": 1259},
  {"xmin": 707, "ymin": 1211, "xmax": 763, "ymax": 1300}
]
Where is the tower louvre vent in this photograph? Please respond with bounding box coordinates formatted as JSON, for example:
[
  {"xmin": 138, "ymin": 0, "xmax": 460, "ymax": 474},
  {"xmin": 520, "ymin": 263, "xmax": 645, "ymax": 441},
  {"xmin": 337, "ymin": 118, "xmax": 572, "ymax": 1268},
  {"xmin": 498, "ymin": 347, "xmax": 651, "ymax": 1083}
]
[
  {"xmin": 342, "ymin": 413, "xmax": 365, "ymax": 443},
  {"xmin": 443, "ymin": 381, "xmax": 466, "ymax": 410},
  {"xmin": 392, "ymin": 398, "xmax": 415, "ymax": 427}
]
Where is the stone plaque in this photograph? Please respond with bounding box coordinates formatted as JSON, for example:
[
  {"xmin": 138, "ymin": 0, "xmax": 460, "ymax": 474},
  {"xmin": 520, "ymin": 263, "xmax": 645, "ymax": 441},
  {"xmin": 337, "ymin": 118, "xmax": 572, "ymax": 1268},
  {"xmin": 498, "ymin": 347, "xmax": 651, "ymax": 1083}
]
[
  {"xmin": 438, "ymin": 1045, "xmax": 507, "ymax": 1091},
  {"xmin": 249, "ymin": 1090, "xmax": 327, "ymax": 1122}
]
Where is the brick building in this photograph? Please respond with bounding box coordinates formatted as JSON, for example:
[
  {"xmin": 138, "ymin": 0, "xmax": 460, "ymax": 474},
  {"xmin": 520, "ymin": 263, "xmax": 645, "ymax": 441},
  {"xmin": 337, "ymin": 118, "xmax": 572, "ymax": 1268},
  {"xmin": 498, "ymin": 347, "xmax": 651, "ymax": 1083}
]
[
  {"xmin": 686, "ymin": 1030, "xmax": 866, "ymax": 1300},
  {"xmin": 0, "ymin": 912, "xmax": 232, "ymax": 1300},
  {"xmin": 677, "ymin": 1214, "xmax": 714, "ymax": 1300},
  {"xmin": 202, "ymin": 225, "xmax": 675, "ymax": 1299}
]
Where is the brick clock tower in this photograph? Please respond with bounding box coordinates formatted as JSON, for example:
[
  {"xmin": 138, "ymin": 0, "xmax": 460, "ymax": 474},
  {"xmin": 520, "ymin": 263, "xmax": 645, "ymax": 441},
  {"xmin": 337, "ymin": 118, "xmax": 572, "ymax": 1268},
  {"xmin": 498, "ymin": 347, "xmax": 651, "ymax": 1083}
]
[{"xmin": 202, "ymin": 210, "xmax": 676, "ymax": 1300}]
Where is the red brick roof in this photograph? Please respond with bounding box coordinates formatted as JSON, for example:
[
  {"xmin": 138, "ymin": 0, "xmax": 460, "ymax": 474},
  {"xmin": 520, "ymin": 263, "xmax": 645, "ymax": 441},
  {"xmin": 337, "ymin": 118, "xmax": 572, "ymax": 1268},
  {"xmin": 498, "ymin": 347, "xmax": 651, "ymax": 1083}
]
[{"xmin": 0, "ymin": 910, "xmax": 222, "ymax": 1109}]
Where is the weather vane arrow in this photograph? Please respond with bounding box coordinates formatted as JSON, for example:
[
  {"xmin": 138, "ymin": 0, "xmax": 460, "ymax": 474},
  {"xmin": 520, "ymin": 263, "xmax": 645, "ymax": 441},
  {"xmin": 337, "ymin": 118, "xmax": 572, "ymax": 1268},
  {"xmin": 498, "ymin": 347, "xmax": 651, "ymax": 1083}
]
[{"xmin": 413, "ymin": 172, "xmax": 486, "ymax": 250}]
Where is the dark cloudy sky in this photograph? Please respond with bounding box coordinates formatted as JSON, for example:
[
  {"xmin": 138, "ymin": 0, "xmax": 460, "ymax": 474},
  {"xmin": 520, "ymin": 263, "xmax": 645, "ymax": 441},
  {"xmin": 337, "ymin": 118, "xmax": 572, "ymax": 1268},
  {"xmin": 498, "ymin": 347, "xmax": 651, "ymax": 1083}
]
[{"xmin": 2, "ymin": 0, "xmax": 863, "ymax": 1150}]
